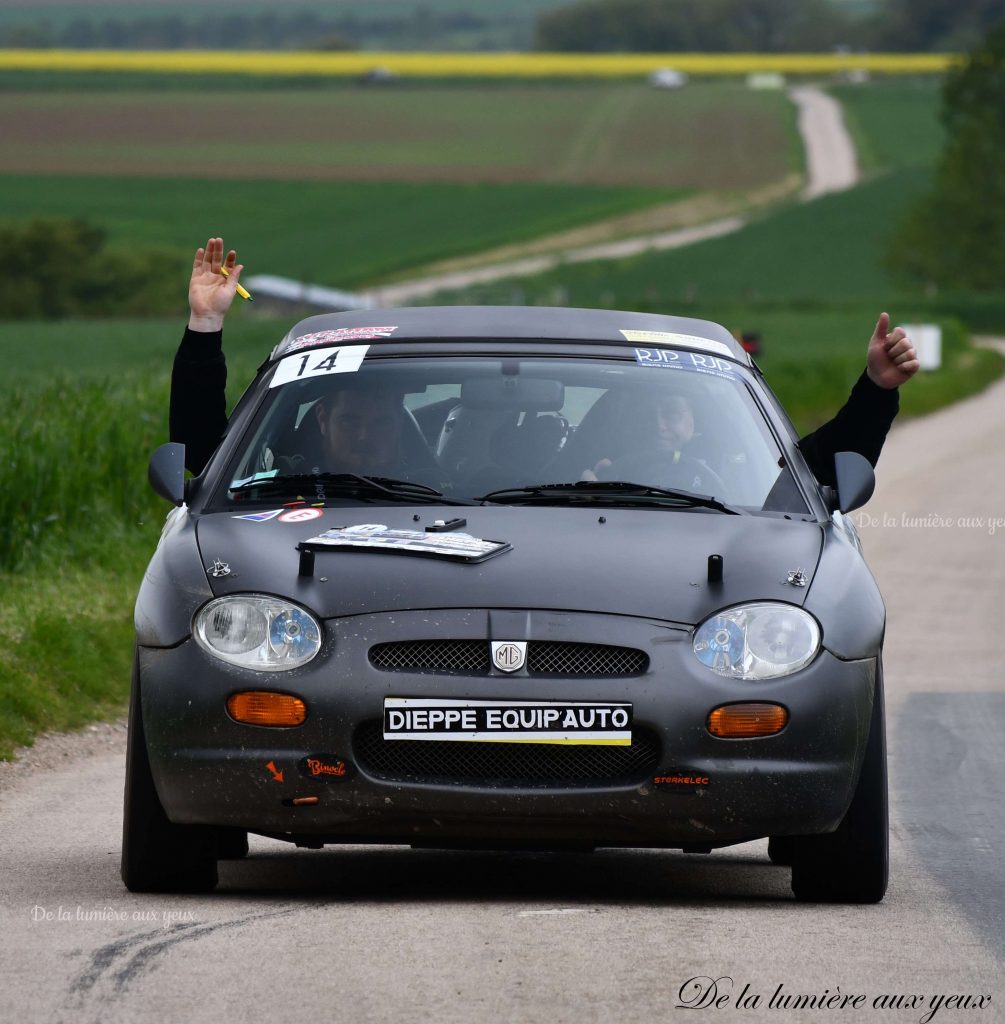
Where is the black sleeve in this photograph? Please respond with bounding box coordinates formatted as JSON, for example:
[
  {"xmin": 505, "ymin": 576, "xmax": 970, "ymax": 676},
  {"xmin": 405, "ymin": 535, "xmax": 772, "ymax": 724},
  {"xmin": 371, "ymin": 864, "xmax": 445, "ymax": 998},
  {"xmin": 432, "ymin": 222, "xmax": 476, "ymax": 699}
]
[
  {"xmin": 169, "ymin": 326, "xmax": 228, "ymax": 476},
  {"xmin": 797, "ymin": 370, "xmax": 900, "ymax": 488}
]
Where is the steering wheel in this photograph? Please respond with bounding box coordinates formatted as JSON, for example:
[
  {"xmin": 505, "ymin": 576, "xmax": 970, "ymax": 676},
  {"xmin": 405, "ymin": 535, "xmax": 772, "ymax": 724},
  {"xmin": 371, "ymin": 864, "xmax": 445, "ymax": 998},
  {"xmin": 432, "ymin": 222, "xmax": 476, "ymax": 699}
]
[{"xmin": 610, "ymin": 449, "xmax": 727, "ymax": 495}]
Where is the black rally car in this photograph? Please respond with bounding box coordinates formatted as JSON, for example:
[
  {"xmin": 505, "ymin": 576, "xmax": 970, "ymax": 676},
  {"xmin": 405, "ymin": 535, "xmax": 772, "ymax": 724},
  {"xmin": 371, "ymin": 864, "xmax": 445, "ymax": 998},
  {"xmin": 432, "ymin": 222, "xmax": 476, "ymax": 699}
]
[{"xmin": 125, "ymin": 306, "xmax": 887, "ymax": 902}]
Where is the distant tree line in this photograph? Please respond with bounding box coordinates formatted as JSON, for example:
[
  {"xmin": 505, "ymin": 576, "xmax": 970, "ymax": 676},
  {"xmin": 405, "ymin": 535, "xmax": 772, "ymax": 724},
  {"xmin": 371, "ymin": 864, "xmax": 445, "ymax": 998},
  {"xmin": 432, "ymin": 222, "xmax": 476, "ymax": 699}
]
[
  {"xmin": 0, "ymin": 220, "xmax": 182, "ymax": 319},
  {"xmin": 3, "ymin": 1, "xmax": 1000, "ymax": 53},
  {"xmin": 535, "ymin": 0, "xmax": 1005, "ymax": 53},
  {"xmin": 0, "ymin": 9, "xmax": 524, "ymax": 52},
  {"xmin": 889, "ymin": 22, "xmax": 1005, "ymax": 291}
]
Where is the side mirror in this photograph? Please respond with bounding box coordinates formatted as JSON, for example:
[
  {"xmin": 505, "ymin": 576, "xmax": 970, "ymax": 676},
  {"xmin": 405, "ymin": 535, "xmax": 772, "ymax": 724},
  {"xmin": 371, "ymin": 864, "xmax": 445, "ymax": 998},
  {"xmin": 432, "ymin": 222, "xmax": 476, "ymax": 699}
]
[
  {"xmin": 148, "ymin": 442, "xmax": 186, "ymax": 506},
  {"xmin": 833, "ymin": 451, "xmax": 875, "ymax": 514}
]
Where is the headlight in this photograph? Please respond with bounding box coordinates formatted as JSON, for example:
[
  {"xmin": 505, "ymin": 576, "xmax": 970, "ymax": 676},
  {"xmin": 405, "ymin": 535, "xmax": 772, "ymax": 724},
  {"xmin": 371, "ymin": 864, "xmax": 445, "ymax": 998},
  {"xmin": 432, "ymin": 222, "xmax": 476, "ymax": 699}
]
[
  {"xmin": 693, "ymin": 603, "xmax": 820, "ymax": 680},
  {"xmin": 194, "ymin": 595, "xmax": 322, "ymax": 672}
]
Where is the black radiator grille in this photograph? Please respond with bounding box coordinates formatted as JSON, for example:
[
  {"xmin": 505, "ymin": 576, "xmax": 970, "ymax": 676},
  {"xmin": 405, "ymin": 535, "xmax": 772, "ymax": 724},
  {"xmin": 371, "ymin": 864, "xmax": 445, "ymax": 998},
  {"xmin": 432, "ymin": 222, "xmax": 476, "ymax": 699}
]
[
  {"xmin": 352, "ymin": 720, "xmax": 660, "ymax": 789},
  {"xmin": 527, "ymin": 641, "xmax": 647, "ymax": 676},
  {"xmin": 369, "ymin": 640, "xmax": 648, "ymax": 677},
  {"xmin": 370, "ymin": 639, "xmax": 490, "ymax": 674}
]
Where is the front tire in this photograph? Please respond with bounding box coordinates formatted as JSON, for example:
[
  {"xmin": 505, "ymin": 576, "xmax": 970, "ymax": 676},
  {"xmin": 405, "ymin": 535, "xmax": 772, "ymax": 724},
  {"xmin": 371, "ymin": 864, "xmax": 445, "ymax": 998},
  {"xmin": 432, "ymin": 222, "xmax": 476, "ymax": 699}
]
[
  {"xmin": 789, "ymin": 660, "xmax": 889, "ymax": 903},
  {"xmin": 121, "ymin": 650, "xmax": 220, "ymax": 893}
]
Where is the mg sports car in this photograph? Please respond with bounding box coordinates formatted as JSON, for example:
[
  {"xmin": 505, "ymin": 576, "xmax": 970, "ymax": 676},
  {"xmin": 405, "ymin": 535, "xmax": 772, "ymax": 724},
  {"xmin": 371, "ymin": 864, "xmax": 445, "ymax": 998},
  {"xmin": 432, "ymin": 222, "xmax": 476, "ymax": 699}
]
[{"xmin": 124, "ymin": 306, "xmax": 887, "ymax": 902}]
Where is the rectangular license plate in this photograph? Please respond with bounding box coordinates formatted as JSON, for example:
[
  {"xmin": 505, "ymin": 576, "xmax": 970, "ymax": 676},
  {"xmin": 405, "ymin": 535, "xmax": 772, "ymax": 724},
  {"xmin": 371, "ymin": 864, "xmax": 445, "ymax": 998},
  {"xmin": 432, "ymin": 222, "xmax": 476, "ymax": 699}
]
[{"xmin": 383, "ymin": 697, "xmax": 632, "ymax": 745}]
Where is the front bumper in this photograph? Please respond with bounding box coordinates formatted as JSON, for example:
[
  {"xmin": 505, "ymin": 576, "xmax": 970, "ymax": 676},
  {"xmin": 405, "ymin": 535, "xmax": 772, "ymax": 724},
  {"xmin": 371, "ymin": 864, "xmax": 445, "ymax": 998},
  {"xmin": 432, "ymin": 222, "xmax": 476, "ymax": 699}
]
[{"xmin": 139, "ymin": 608, "xmax": 876, "ymax": 850}]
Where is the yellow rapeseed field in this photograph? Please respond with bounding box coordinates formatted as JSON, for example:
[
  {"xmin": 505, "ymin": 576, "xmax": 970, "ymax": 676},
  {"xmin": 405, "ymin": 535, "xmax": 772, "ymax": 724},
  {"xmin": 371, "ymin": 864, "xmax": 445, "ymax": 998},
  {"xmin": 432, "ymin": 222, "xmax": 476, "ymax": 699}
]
[{"xmin": 0, "ymin": 49, "xmax": 958, "ymax": 77}]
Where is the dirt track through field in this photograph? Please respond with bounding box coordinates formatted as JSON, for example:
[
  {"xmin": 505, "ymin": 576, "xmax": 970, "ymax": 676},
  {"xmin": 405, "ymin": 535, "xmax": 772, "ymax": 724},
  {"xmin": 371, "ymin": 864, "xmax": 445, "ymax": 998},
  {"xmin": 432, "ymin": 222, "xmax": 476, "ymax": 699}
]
[{"xmin": 363, "ymin": 84, "xmax": 858, "ymax": 304}]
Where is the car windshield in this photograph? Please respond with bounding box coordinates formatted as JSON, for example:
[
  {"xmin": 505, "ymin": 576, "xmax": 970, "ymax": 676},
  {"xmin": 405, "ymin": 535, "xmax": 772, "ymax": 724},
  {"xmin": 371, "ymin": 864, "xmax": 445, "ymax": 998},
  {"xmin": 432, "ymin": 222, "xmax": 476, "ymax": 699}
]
[{"xmin": 218, "ymin": 349, "xmax": 808, "ymax": 514}]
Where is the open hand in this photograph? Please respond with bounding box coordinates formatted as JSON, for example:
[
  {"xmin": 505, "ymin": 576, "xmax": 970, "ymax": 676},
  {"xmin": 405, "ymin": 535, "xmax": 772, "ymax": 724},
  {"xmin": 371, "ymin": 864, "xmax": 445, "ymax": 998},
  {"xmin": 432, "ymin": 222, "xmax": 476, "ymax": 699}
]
[
  {"xmin": 188, "ymin": 237, "xmax": 243, "ymax": 332},
  {"xmin": 866, "ymin": 312, "xmax": 920, "ymax": 389}
]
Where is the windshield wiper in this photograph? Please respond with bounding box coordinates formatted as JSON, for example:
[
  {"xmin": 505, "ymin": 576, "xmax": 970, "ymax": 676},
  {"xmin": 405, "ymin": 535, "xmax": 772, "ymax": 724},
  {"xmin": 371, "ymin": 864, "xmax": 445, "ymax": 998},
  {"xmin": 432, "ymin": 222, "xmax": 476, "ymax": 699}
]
[
  {"xmin": 229, "ymin": 473, "xmax": 475, "ymax": 506},
  {"xmin": 477, "ymin": 480, "xmax": 745, "ymax": 515}
]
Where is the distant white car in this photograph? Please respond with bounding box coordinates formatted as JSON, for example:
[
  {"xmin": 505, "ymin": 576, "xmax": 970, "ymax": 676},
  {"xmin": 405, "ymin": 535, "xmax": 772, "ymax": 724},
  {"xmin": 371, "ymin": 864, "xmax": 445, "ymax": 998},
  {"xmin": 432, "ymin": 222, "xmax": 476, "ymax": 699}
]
[{"xmin": 648, "ymin": 68, "xmax": 689, "ymax": 89}]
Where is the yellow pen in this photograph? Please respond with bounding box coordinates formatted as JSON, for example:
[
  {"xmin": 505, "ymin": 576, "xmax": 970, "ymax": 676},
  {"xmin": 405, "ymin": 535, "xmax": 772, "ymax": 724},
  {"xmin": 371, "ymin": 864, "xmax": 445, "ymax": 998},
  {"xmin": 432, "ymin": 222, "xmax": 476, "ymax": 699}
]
[{"xmin": 220, "ymin": 266, "xmax": 253, "ymax": 301}]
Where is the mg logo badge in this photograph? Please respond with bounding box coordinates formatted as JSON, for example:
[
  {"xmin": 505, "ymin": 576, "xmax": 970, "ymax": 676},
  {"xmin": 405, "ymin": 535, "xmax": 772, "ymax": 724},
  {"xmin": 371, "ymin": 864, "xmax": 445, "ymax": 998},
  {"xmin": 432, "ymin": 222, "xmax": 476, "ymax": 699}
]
[{"xmin": 491, "ymin": 641, "xmax": 527, "ymax": 673}]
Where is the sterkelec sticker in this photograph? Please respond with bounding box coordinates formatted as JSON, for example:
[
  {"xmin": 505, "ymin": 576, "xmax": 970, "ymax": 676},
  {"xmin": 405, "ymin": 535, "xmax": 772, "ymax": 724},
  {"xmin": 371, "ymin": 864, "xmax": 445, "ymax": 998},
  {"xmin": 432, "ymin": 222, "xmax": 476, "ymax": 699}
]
[
  {"xmin": 232, "ymin": 508, "xmax": 283, "ymax": 522},
  {"xmin": 383, "ymin": 697, "xmax": 632, "ymax": 745},
  {"xmin": 633, "ymin": 347, "xmax": 740, "ymax": 381},
  {"xmin": 298, "ymin": 754, "xmax": 355, "ymax": 781},
  {"xmin": 278, "ymin": 508, "xmax": 323, "ymax": 524},
  {"xmin": 283, "ymin": 327, "xmax": 398, "ymax": 354},
  {"xmin": 652, "ymin": 769, "xmax": 711, "ymax": 789},
  {"xmin": 621, "ymin": 329, "xmax": 734, "ymax": 357},
  {"xmin": 269, "ymin": 344, "xmax": 370, "ymax": 388}
]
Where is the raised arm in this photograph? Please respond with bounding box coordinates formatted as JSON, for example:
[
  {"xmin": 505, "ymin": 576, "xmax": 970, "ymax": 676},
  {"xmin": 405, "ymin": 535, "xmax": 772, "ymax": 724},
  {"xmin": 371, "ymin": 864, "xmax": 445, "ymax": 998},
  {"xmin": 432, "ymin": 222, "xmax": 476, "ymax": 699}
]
[
  {"xmin": 798, "ymin": 313, "xmax": 919, "ymax": 487},
  {"xmin": 170, "ymin": 238, "xmax": 244, "ymax": 475}
]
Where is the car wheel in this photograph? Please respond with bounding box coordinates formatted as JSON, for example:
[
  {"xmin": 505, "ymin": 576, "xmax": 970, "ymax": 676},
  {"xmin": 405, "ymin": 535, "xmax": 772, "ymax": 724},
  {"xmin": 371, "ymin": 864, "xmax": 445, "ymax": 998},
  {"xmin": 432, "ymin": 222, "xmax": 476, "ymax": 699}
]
[
  {"xmin": 790, "ymin": 660, "xmax": 888, "ymax": 903},
  {"xmin": 217, "ymin": 830, "xmax": 250, "ymax": 860},
  {"xmin": 767, "ymin": 836, "xmax": 797, "ymax": 866},
  {"xmin": 121, "ymin": 650, "xmax": 220, "ymax": 893}
]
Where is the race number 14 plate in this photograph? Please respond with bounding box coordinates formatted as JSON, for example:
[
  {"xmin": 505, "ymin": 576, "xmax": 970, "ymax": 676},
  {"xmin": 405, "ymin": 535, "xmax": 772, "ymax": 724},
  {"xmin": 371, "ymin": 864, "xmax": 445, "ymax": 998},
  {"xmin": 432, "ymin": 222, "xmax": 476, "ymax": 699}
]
[{"xmin": 383, "ymin": 698, "xmax": 632, "ymax": 745}]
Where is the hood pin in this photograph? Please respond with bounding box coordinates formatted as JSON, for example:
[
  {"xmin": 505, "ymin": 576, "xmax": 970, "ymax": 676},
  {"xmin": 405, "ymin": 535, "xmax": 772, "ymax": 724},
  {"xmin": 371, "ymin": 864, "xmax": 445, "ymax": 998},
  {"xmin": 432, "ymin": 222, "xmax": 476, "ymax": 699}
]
[
  {"xmin": 786, "ymin": 569, "xmax": 808, "ymax": 587},
  {"xmin": 208, "ymin": 559, "xmax": 232, "ymax": 578}
]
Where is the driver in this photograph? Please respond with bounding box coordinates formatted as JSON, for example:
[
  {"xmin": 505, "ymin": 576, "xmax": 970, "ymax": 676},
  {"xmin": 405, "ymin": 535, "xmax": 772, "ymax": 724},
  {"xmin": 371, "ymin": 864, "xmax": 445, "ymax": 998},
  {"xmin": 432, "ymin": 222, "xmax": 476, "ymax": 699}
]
[
  {"xmin": 310, "ymin": 385, "xmax": 404, "ymax": 475},
  {"xmin": 581, "ymin": 392, "xmax": 699, "ymax": 484}
]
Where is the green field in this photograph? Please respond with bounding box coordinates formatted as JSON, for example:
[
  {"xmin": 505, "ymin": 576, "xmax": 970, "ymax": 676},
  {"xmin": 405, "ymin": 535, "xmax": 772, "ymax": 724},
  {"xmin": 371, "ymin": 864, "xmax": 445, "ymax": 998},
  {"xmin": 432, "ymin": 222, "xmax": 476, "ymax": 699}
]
[
  {"xmin": 437, "ymin": 168, "xmax": 935, "ymax": 309},
  {"xmin": 427, "ymin": 79, "xmax": 948, "ymax": 307},
  {"xmin": 0, "ymin": 82, "xmax": 796, "ymax": 192},
  {"xmin": 831, "ymin": 78, "xmax": 945, "ymax": 172},
  {"xmin": 0, "ymin": 81, "xmax": 800, "ymax": 288},
  {"xmin": 0, "ymin": 176, "xmax": 684, "ymax": 293}
]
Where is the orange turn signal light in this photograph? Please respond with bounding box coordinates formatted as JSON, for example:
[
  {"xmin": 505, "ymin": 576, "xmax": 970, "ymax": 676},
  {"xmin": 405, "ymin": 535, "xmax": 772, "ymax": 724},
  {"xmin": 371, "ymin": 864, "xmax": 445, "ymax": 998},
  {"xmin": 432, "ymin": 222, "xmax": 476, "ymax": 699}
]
[
  {"xmin": 227, "ymin": 691, "xmax": 307, "ymax": 727},
  {"xmin": 708, "ymin": 702, "xmax": 788, "ymax": 738}
]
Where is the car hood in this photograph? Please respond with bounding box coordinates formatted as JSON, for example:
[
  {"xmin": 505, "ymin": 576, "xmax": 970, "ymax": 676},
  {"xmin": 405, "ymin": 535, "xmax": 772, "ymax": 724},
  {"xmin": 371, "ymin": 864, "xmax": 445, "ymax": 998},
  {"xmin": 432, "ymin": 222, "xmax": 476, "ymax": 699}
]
[{"xmin": 195, "ymin": 505, "xmax": 823, "ymax": 625}]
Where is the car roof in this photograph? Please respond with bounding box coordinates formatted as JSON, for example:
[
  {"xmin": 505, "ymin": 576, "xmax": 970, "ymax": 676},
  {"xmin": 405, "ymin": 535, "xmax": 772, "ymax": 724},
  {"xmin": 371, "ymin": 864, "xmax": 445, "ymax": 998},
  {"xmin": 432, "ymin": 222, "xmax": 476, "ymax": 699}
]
[{"xmin": 268, "ymin": 305, "xmax": 750, "ymax": 364}]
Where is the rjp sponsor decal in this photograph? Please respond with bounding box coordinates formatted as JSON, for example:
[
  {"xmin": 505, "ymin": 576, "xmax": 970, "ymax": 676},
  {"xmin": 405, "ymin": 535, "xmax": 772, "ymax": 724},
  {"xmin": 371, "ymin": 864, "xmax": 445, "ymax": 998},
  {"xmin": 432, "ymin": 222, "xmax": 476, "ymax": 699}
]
[
  {"xmin": 269, "ymin": 344, "xmax": 370, "ymax": 388},
  {"xmin": 633, "ymin": 347, "xmax": 740, "ymax": 380},
  {"xmin": 383, "ymin": 697, "xmax": 633, "ymax": 745},
  {"xmin": 491, "ymin": 640, "xmax": 527, "ymax": 673}
]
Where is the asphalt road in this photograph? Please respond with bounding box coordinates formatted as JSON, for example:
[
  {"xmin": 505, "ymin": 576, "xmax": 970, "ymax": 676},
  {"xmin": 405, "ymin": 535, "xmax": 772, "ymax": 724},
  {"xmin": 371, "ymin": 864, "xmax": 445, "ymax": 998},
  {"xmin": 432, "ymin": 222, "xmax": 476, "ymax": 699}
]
[{"xmin": 1, "ymin": 348, "xmax": 1002, "ymax": 1023}]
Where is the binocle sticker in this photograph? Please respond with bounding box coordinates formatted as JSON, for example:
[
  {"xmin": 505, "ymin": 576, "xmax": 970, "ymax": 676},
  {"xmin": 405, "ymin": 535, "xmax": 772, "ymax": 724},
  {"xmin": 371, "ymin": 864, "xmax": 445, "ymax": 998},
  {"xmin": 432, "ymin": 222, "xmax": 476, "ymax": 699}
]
[{"xmin": 298, "ymin": 754, "xmax": 355, "ymax": 781}]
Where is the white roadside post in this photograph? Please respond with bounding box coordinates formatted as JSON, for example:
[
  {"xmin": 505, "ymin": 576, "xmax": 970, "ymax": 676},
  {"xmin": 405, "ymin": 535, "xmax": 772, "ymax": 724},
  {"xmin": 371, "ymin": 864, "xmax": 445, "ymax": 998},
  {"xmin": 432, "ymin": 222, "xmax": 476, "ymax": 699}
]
[{"xmin": 901, "ymin": 323, "xmax": 942, "ymax": 371}]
